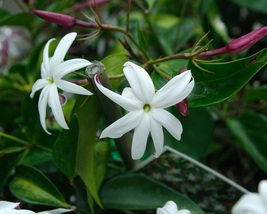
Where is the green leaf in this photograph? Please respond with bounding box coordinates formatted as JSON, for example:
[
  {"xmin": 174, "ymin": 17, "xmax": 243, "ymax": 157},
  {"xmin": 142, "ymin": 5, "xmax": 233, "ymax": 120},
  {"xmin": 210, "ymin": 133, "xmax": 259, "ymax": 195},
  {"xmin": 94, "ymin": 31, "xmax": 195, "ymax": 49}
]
[
  {"xmin": 227, "ymin": 113, "xmax": 267, "ymax": 173},
  {"xmin": 0, "ymin": 151, "xmax": 26, "ymax": 191},
  {"xmin": 9, "ymin": 165, "xmax": 69, "ymax": 207},
  {"xmin": 73, "ymin": 95, "xmax": 102, "ymax": 207},
  {"xmin": 99, "ymin": 173, "xmax": 204, "ymax": 214},
  {"xmin": 0, "ymin": 13, "xmax": 34, "ymax": 29},
  {"xmin": 242, "ymin": 85, "xmax": 267, "ymax": 102},
  {"xmin": 168, "ymin": 107, "xmax": 214, "ymax": 159},
  {"xmin": 53, "ymin": 115, "xmax": 79, "ymax": 180},
  {"xmin": 188, "ymin": 48, "xmax": 267, "ymax": 107}
]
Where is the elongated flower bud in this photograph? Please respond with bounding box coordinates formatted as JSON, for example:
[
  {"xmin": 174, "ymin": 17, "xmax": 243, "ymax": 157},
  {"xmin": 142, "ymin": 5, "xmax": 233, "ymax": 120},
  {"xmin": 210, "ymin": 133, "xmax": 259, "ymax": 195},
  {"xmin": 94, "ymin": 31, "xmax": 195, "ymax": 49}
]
[
  {"xmin": 32, "ymin": 10, "xmax": 76, "ymax": 27},
  {"xmin": 32, "ymin": 10, "xmax": 98, "ymax": 29},
  {"xmin": 176, "ymin": 99, "xmax": 189, "ymax": 116},
  {"xmin": 199, "ymin": 26, "xmax": 267, "ymax": 57}
]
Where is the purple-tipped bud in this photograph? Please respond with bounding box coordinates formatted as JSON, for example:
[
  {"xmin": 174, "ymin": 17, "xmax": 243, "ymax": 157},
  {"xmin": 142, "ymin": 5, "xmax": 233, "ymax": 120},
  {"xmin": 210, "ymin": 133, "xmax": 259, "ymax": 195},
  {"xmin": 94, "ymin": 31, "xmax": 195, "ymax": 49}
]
[
  {"xmin": 226, "ymin": 26, "xmax": 267, "ymax": 53},
  {"xmin": 32, "ymin": 10, "xmax": 76, "ymax": 27},
  {"xmin": 199, "ymin": 26, "xmax": 267, "ymax": 58},
  {"xmin": 176, "ymin": 99, "xmax": 189, "ymax": 116}
]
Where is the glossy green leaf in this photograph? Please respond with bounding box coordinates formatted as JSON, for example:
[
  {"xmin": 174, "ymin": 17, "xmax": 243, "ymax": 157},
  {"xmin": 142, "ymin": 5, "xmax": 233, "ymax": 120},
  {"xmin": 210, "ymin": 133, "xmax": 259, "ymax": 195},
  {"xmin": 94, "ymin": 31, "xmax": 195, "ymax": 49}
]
[
  {"xmin": 53, "ymin": 115, "xmax": 79, "ymax": 180},
  {"xmin": 0, "ymin": 13, "xmax": 34, "ymax": 29},
  {"xmin": 101, "ymin": 53, "xmax": 129, "ymax": 76},
  {"xmin": 188, "ymin": 48, "xmax": 267, "ymax": 107},
  {"xmin": 9, "ymin": 165, "xmax": 69, "ymax": 207},
  {"xmin": 0, "ymin": 151, "xmax": 26, "ymax": 191},
  {"xmin": 73, "ymin": 95, "xmax": 102, "ymax": 207},
  {"xmin": 99, "ymin": 173, "xmax": 204, "ymax": 213},
  {"xmin": 227, "ymin": 113, "xmax": 267, "ymax": 173},
  {"xmin": 168, "ymin": 107, "xmax": 214, "ymax": 159},
  {"xmin": 242, "ymin": 85, "xmax": 267, "ymax": 102}
]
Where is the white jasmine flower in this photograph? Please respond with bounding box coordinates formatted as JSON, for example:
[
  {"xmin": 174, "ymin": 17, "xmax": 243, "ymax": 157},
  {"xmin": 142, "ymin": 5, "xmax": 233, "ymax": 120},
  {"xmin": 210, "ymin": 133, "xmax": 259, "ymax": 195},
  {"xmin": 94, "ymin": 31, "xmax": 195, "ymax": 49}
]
[
  {"xmin": 30, "ymin": 32, "xmax": 92, "ymax": 134},
  {"xmin": 0, "ymin": 201, "xmax": 72, "ymax": 213},
  {"xmin": 232, "ymin": 180, "xmax": 267, "ymax": 214},
  {"xmin": 95, "ymin": 61, "xmax": 194, "ymax": 159},
  {"xmin": 157, "ymin": 201, "xmax": 191, "ymax": 214}
]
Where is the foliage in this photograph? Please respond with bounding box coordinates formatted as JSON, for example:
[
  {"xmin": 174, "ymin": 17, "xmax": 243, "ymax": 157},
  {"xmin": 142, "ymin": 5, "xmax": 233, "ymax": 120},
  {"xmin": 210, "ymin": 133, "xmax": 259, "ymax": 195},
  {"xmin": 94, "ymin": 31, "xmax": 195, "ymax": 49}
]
[{"xmin": 0, "ymin": 0, "xmax": 267, "ymax": 213}]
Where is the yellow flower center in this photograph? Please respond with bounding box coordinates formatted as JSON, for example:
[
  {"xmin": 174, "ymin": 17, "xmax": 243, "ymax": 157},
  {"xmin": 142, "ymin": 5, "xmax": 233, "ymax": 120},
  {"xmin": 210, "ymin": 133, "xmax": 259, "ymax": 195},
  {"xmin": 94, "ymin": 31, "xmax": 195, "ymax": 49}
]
[{"xmin": 47, "ymin": 77, "xmax": 54, "ymax": 84}]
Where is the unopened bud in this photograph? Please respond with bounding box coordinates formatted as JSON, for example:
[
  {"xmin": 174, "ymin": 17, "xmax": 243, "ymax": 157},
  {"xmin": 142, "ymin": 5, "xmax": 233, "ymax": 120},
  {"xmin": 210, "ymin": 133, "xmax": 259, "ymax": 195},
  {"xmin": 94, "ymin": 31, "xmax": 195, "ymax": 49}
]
[
  {"xmin": 226, "ymin": 26, "xmax": 267, "ymax": 53},
  {"xmin": 32, "ymin": 10, "xmax": 76, "ymax": 27},
  {"xmin": 176, "ymin": 99, "xmax": 189, "ymax": 116},
  {"xmin": 199, "ymin": 26, "xmax": 267, "ymax": 58}
]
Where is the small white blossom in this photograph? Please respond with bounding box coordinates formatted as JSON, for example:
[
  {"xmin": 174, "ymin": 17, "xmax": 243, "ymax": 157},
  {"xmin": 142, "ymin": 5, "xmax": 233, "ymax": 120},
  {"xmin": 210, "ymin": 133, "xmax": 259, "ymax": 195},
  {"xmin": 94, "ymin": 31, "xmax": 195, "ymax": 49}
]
[
  {"xmin": 30, "ymin": 32, "xmax": 92, "ymax": 134},
  {"xmin": 0, "ymin": 201, "xmax": 72, "ymax": 214},
  {"xmin": 157, "ymin": 201, "xmax": 191, "ymax": 214},
  {"xmin": 95, "ymin": 61, "xmax": 194, "ymax": 159},
  {"xmin": 232, "ymin": 180, "xmax": 267, "ymax": 214}
]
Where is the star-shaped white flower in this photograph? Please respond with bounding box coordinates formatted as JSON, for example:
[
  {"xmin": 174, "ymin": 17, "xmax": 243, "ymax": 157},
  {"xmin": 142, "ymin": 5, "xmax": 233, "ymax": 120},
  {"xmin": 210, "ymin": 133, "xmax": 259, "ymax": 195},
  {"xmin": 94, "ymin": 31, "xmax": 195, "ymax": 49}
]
[
  {"xmin": 30, "ymin": 32, "xmax": 92, "ymax": 134},
  {"xmin": 0, "ymin": 201, "xmax": 72, "ymax": 214},
  {"xmin": 232, "ymin": 180, "xmax": 267, "ymax": 214},
  {"xmin": 157, "ymin": 201, "xmax": 191, "ymax": 214},
  {"xmin": 95, "ymin": 61, "xmax": 194, "ymax": 159}
]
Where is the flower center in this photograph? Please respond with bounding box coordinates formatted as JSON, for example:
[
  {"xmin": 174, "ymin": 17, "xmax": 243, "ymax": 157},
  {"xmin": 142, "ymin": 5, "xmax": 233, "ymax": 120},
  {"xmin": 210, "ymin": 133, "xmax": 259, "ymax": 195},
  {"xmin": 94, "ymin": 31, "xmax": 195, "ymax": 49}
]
[
  {"xmin": 47, "ymin": 77, "xmax": 54, "ymax": 84},
  {"xmin": 143, "ymin": 103, "xmax": 151, "ymax": 112}
]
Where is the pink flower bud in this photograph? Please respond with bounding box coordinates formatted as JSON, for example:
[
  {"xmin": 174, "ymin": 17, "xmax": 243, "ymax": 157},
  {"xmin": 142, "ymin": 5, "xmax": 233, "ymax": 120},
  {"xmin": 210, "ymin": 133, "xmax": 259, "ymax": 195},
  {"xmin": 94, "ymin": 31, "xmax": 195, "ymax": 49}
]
[
  {"xmin": 32, "ymin": 10, "xmax": 76, "ymax": 27},
  {"xmin": 176, "ymin": 99, "xmax": 189, "ymax": 116},
  {"xmin": 226, "ymin": 26, "xmax": 267, "ymax": 53},
  {"xmin": 199, "ymin": 26, "xmax": 267, "ymax": 58}
]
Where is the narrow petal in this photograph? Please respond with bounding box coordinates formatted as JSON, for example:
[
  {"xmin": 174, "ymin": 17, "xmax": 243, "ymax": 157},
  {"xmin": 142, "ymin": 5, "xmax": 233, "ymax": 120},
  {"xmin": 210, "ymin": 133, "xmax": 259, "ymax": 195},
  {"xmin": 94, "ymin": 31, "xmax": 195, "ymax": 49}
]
[
  {"xmin": 131, "ymin": 114, "xmax": 150, "ymax": 159},
  {"xmin": 94, "ymin": 75, "xmax": 141, "ymax": 111},
  {"xmin": 152, "ymin": 108, "xmax": 182, "ymax": 141},
  {"xmin": 38, "ymin": 208, "xmax": 73, "ymax": 214},
  {"xmin": 232, "ymin": 193, "xmax": 266, "ymax": 214},
  {"xmin": 150, "ymin": 117, "xmax": 164, "ymax": 158},
  {"xmin": 56, "ymin": 79, "xmax": 92, "ymax": 96},
  {"xmin": 30, "ymin": 79, "xmax": 49, "ymax": 98},
  {"xmin": 152, "ymin": 70, "xmax": 193, "ymax": 108},
  {"xmin": 50, "ymin": 32, "xmax": 77, "ymax": 68},
  {"xmin": 123, "ymin": 61, "xmax": 155, "ymax": 103},
  {"xmin": 48, "ymin": 84, "xmax": 69, "ymax": 130},
  {"xmin": 54, "ymin": 58, "xmax": 91, "ymax": 79},
  {"xmin": 0, "ymin": 201, "xmax": 20, "ymax": 210},
  {"xmin": 121, "ymin": 87, "xmax": 139, "ymax": 102},
  {"xmin": 259, "ymin": 180, "xmax": 267, "ymax": 204},
  {"xmin": 38, "ymin": 85, "xmax": 51, "ymax": 134},
  {"xmin": 100, "ymin": 111, "xmax": 143, "ymax": 138},
  {"xmin": 42, "ymin": 38, "xmax": 55, "ymax": 73},
  {"xmin": 178, "ymin": 210, "xmax": 191, "ymax": 214}
]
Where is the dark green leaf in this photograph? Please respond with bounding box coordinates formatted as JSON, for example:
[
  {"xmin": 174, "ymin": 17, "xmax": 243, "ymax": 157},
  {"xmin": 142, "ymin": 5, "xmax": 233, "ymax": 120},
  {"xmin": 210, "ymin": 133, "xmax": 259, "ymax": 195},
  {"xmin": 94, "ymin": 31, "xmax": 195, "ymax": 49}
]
[
  {"xmin": 53, "ymin": 115, "xmax": 79, "ymax": 180},
  {"xmin": 9, "ymin": 165, "xmax": 69, "ymax": 207},
  {"xmin": 227, "ymin": 113, "xmax": 267, "ymax": 173},
  {"xmin": 229, "ymin": 0, "xmax": 267, "ymax": 14},
  {"xmin": 0, "ymin": 151, "xmax": 26, "ymax": 191},
  {"xmin": 73, "ymin": 95, "xmax": 102, "ymax": 207},
  {"xmin": 100, "ymin": 173, "xmax": 204, "ymax": 213},
  {"xmin": 188, "ymin": 48, "xmax": 267, "ymax": 107},
  {"xmin": 0, "ymin": 13, "xmax": 34, "ymax": 29}
]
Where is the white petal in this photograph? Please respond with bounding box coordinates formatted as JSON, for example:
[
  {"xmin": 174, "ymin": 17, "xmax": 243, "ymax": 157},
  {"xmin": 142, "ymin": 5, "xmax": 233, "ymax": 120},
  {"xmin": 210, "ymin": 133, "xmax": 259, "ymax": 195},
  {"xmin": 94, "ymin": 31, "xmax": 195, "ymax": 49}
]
[
  {"xmin": 100, "ymin": 111, "xmax": 143, "ymax": 138},
  {"xmin": 121, "ymin": 87, "xmax": 139, "ymax": 102},
  {"xmin": 30, "ymin": 79, "xmax": 49, "ymax": 98},
  {"xmin": 152, "ymin": 70, "xmax": 193, "ymax": 108},
  {"xmin": 41, "ymin": 63, "xmax": 51, "ymax": 79},
  {"xmin": 131, "ymin": 114, "xmax": 150, "ymax": 159},
  {"xmin": 42, "ymin": 38, "xmax": 55, "ymax": 74},
  {"xmin": 157, "ymin": 201, "xmax": 179, "ymax": 214},
  {"xmin": 56, "ymin": 79, "xmax": 92, "ymax": 96},
  {"xmin": 0, "ymin": 210, "xmax": 34, "ymax": 214},
  {"xmin": 0, "ymin": 201, "xmax": 20, "ymax": 210},
  {"xmin": 38, "ymin": 85, "xmax": 51, "ymax": 134},
  {"xmin": 156, "ymin": 208, "xmax": 168, "ymax": 214},
  {"xmin": 152, "ymin": 109, "xmax": 182, "ymax": 141},
  {"xmin": 232, "ymin": 193, "xmax": 267, "ymax": 214},
  {"xmin": 53, "ymin": 59, "xmax": 91, "ymax": 79},
  {"xmin": 94, "ymin": 75, "xmax": 141, "ymax": 111},
  {"xmin": 150, "ymin": 117, "xmax": 164, "ymax": 158},
  {"xmin": 48, "ymin": 84, "xmax": 69, "ymax": 130},
  {"xmin": 178, "ymin": 210, "xmax": 191, "ymax": 214},
  {"xmin": 38, "ymin": 208, "xmax": 73, "ymax": 214},
  {"xmin": 50, "ymin": 32, "xmax": 77, "ymax": 68},
  {"xmin": 259, "ymin": 180, "xmax": 267, "ymax": 204},
  {"xmin": 123, "ymin": 61, "xmax": 155, "ymax": 103}
]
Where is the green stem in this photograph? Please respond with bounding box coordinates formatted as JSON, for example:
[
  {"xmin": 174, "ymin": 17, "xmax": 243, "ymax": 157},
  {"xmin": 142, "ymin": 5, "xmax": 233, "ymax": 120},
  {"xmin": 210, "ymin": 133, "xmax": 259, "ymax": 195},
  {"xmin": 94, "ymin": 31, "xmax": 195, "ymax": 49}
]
[{"xmin": 0, "ymin": 132, "xmax": 52, "ymax": 153}]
